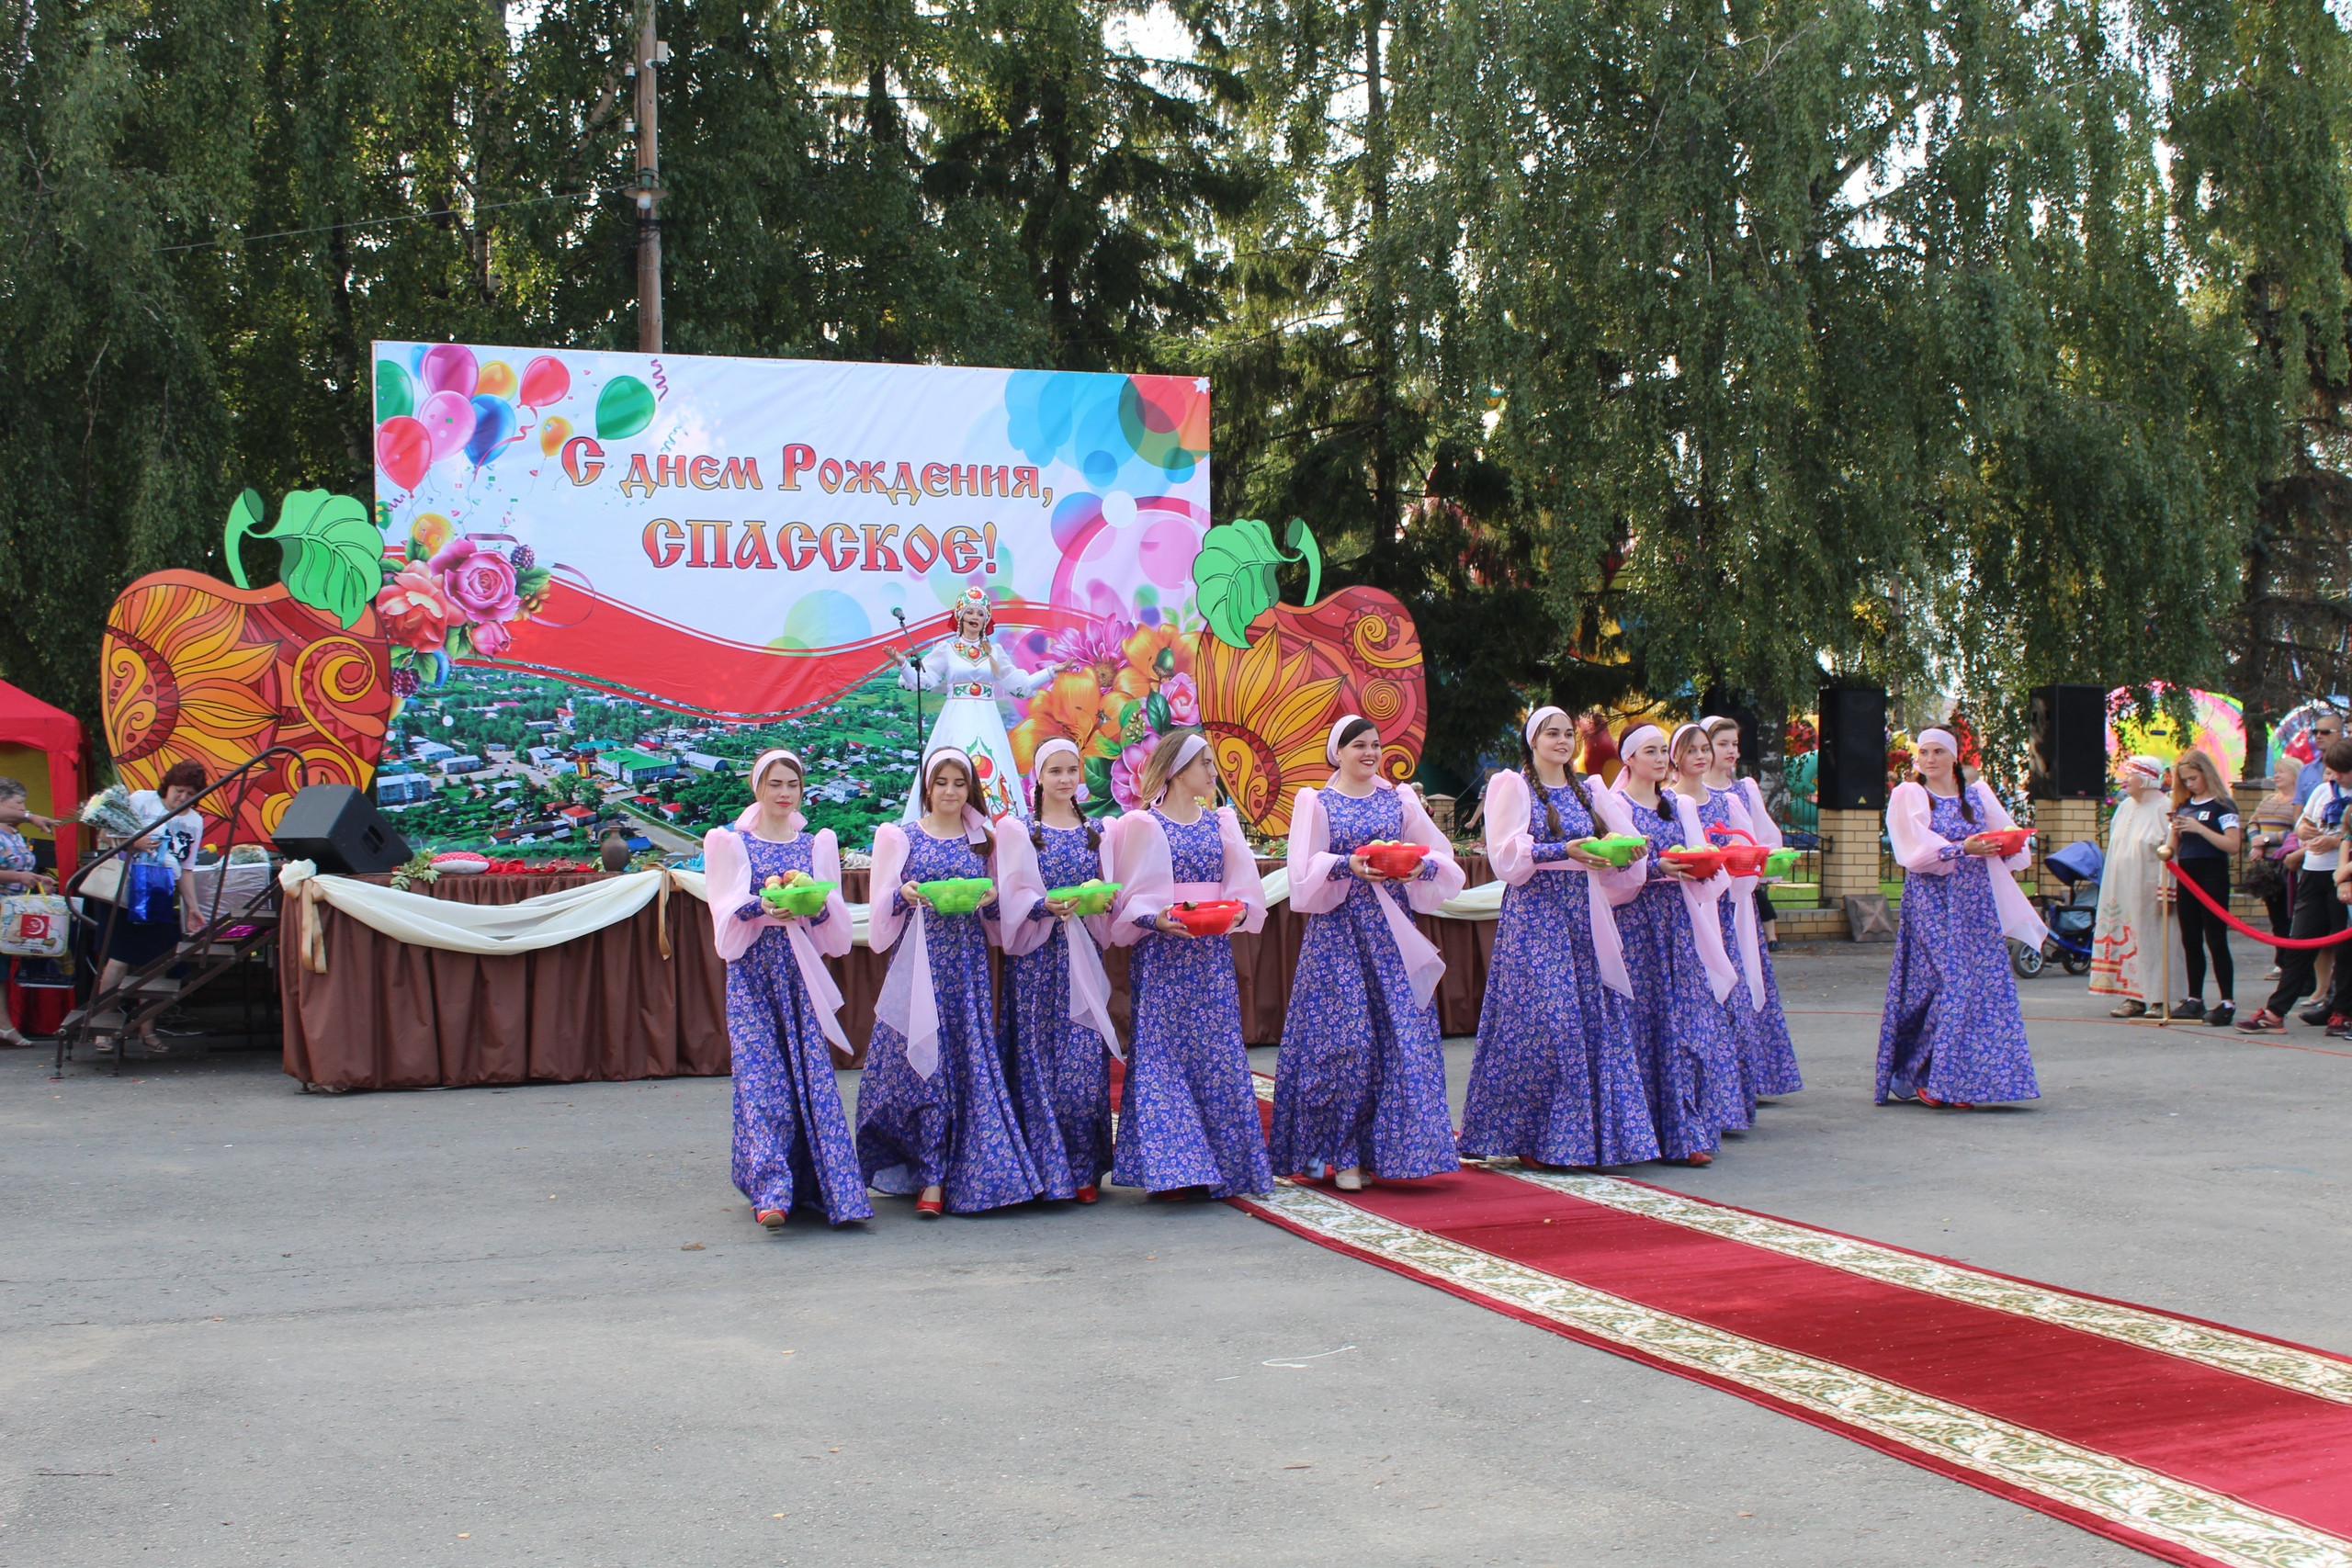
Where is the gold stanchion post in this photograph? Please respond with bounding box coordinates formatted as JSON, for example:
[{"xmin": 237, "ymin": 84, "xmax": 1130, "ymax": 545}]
[{"xmin": 2155, "ymin": 846, "xmax": 2175, "ymax": 1026}]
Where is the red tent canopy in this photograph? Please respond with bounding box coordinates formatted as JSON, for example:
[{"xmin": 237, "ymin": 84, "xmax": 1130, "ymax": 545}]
[{"xmin": 0, "ymin": 680, "xmax": 85, "ymax": 858}]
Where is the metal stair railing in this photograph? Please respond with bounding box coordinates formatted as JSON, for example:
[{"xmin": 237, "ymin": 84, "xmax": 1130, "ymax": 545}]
[{"xmin": 53, "ymin": 747, "xmax": 312, "ymax": 1076}]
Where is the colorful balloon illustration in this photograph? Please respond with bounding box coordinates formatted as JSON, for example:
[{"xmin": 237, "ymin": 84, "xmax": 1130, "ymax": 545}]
[
  {"xmin": 417, "ymin": 389, "xmax": 477, "ymax": 462},
  {"xmin": 421, "ymin": 343, "xmax": 479, "ymax": 400},
  {"xmin": 518, "ymin": 355, "xmax": 571, "ymax": 410},
  {"xmin": 475, "ymin": 359, "xmax": 517, "ymax": 400},
  {"xmin": 538, "ymin": 415, "xmax": 573, "ymax": 457},
  {"xmin": 376, "ymin": 415, "xmax": 433, "ymax": 491},
  {"xmin": 375, "ymin": 360, "xmax": 414, "ymax": 421},
  {"xmin": 596, "ymin": 375, "xmax": 656, "ymax": 439},
  {"xmin": 464, "ymin": 395, "xmax": 518, "ymax": 468}
]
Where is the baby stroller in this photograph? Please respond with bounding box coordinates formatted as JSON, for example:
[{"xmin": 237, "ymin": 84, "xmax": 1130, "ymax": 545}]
[{"xmin": 2012, "ymin": 839, "xmax": 2100, "ymax": 978}]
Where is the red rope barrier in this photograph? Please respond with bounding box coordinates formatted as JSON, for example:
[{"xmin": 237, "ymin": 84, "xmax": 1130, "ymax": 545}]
[{"xmin": 2162, "ymin": 860, "xmax": 2352, "ymax": 949}]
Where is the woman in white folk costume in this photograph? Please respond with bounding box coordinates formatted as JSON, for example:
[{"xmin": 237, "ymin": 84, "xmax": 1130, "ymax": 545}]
[
  {"xmin": 1694, "ymin": 716, "xmax": 1804, "ymax": 1111},
  {"xmin": 1101, "ymin": 728, "xmax": 1275, "ymax": 1200},
  {"xmin": 2091, "ymin": 755, "xmax": 2183, "ymax": 1018},
  {"xmin": 1459, "ymin": 707, "xmax": 1659, "ymax": 1168},
  {"xmin": 890, "ymin": 587, "xmax": 1057, "ymax": 820},
  {"xmin": 993, "ymin": 738, "xmax": 1119, "ymax": 1203},
  {"xmin": 857, "ymin": 748, "xmax": 1044, "ymax": 1216},
  {"xmin": 1267, "ymin": 716, "xmax": 1466, "ymax": 1190},
  {"xmin": 701, "ymin": 750, "xmax": 871, "ymax": 1228}
]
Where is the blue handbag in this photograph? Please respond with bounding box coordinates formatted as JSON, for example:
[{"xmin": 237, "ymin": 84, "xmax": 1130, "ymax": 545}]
[{"xmin": 123, "ymin": 862, "xmax": 178, "ymax": 925}]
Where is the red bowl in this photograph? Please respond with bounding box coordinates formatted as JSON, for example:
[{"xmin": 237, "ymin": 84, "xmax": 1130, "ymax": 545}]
[
  {"xmin": 1718, "ymin": 844, "xmax": 1771, "ymax": 876},
  {"xmin": 1171, "ymin": 899, "xmax": 1244, "ymax": 936},
  {"xmin": 1362, "ymin": 841, "xmax": 1428, "ymax": 879},
  {"xmin": 1662, "ymin": 848, "xmax": 1726, "ymax": 879},
  {"xmin": 1980, "ymin": 828, "xmax": 2032, "ymax": 857}
]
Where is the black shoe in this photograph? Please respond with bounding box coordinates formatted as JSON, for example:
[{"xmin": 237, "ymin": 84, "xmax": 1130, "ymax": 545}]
[
  {"xmin": 2207, "ymin": 1003, "xmax": 2235, "ymax": 1028},
  {"xmin": 2173, "ymin": 998, "xmax": 2205, "ymax": 1019},
  {"xmin": 2298, "ymin": 1005, "xmax": 2333, "ymax": 1026}
]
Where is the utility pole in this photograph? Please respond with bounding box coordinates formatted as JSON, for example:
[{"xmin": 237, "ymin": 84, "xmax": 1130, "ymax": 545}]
[{"xmin": 629, "ymin": 6, "xmax": 666, "ymax": 353}]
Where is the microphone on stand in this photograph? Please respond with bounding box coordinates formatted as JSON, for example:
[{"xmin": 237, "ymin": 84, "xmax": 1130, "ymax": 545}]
[{"xmin": 892, "ymin": 607, "xmax": 922, "ymax": 735}]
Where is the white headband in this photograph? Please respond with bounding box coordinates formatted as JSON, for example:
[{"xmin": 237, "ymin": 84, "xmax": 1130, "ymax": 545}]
[
  {"xmin": 923, "ymin": 746, "xmax": 976, "ymax": 785},
  {"xmin": 1619, "ymin": 724, "xmax": 1665, "ymax": 757},
  {"xmin": 1524, "ymin": 706, "xmax": 1567, "ymax": 750},
  {"xmin": 1917, "ymin": 728, "xmax": 1958, "ymax": 755},
  {"xmin": 1697, "ymin": 714, "xmax": 1729, "ymax": 731},
  {"xmin": 1155, "ymin": 733, "xmax": 1212, "ymax": 799},
  {"xmin": 2123, "ymin": 753, "xmax": 2165, "ymax": 783},
  {"xmin": 1669, "ymin": 723, "xmax": 1708, "ymax": 761},
  {"xmin": 1327, "ymin": 716, "xmax": 1374, "ymax": 765},
  {"xmin": 1033, "ymin": 737, "xmax": 1082, "ymax": 771},
  {"xmin": 750, "ymin": 749, "xmax": 804, "ymax": 787}
]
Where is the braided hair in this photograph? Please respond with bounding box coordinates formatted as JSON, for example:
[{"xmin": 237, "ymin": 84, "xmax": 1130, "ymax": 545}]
[
  {"xmin": 1519, "ymin": 716, "xmax": 1593, "ymax": 837},
  {"xmin": 1030, "ymin": 771, "xmax": 1103, "ymax": 854}
]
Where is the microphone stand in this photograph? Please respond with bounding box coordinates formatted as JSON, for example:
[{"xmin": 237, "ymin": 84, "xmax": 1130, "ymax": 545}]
[{"xmin": 892, "ymin": 607, "xmax": 922, "ymax": 738}]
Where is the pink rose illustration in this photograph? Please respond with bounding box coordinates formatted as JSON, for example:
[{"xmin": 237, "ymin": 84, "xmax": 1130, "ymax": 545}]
[
  {"xmin": 469, "ymin": 619, "xmax": 513, "ymax": 657},
  {"xmin": 1163, "ymin": 672, "xmax": 1200, "ymax": 726},
  {"xmin": 374, "ymin": 562, "xmax": 455, "ymax": 651},
  {"xmin": 428, "ymin": 538, "xmax": 521, "ymax": 623},
  {"xmin": 1110, "ymin": 737, "xmax": 1159, "ymax": 812}
]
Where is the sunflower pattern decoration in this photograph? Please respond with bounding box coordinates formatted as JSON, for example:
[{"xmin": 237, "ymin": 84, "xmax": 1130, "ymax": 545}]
[{"xmin": 1004, "ymin": 516, "xmax": 1427, "ymax": 838}]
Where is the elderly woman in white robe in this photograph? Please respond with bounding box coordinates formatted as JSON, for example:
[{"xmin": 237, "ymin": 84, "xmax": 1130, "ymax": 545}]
[{"xmin": 2091, "ymin": 755, "xmax": 2185, "ymax": 1017}]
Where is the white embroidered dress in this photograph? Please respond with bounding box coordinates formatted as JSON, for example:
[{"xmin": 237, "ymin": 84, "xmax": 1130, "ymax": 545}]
[{"xmin": 899, "ymin": 637, "xmax": 1057, "ymax": 820}]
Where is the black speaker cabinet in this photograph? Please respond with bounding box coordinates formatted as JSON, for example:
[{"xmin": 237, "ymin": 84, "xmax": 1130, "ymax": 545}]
[
  {"xmin": 1699, "ymin": 688, "xmax": 1760, "ymax": 774},
  {"xmin": 2030, "ymin": 684, "xmax": 2107, "ymax": 799},
  {"xmin": 272, "ymin": 783, "xmax": 413, "ymax": 873},
  {"xmin": 1815, "ymin": 687, "xmax": 1888, "ymax": 811}
]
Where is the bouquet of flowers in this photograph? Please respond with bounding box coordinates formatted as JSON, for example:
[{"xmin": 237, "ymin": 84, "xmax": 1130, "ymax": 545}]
[{"xmin": 77, "ymin": 785, "xmax": 146, "ymax": 839}]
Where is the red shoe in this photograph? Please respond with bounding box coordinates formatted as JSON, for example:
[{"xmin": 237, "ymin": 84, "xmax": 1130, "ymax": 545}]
[
  {"xmin": 914, "ymin": 1191, "xmax": 945, "ymax": 1218},
  {"xmin": 1916, "ymin": 1089, "xmax": 1973, "ymax": 1110},
  {"xmin": 1683, "ymin": 1152, "xmax": 1713, "ymax": 1167},
  {"xmin": 1074, "ymin": 1185, "xmax": 1099, "ymax": 1205},
  {"xmin": 755, "ymin": 1208, "xmax": 787, "ymax": 1229},
  {"xmin": 2236, "ymin": 1009, "xmax": 2287, "ymax": 1033}
]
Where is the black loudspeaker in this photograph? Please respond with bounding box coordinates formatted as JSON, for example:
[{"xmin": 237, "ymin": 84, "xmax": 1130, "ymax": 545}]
[
  {"xmin": 272, "ymin": 783, "xmax": 413, "ymax": 873},
  {"xmin": 1815, "ymin": 687, "xmax": 1888, "ymax": 811},
  {"xmin": 2029, "ymin": 684, "xmax": 2107, "ymax": 799},
  {"xmin": 1700, "ymin": 688, "xmax": 1760, "ymax": 774}
]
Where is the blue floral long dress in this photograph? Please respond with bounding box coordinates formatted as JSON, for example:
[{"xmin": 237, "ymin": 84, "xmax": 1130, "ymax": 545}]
[
  {"xmin": 1613, "ymin": 798, "xmax": 1747, "ymax": 1161},
  {"xmin": 1460, "ymin": 783, "xmax": 1659, "ymax": 1167},
  {"xmin": 1876, "ymin": 793, "xmax": 2041, "ymax": 1104},
  {"xmin": 854, "ymin": 827, "xmax": 1046, "ymax": 1212},
  {"xmin": 999, "ymin": 823, "xmax": 1114, "ymax": 1199},
  {"xmin": 1109, "ymin": 811, "xmax": 1273, "ymax": 1198},
  {"xmin": 1268, "ymin": 788, "xmax": 1459, "ymax": 1181},
  {"xmin": 724, "ymin": 831, "xmax": 875, "ymax": 1224},
  {"xmin": 1702, "ymin": 785, "xmax": 1804, "ymax": 1116}
]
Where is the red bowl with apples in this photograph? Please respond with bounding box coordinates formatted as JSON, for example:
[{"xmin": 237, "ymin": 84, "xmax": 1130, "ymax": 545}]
[
  {"xmin": 1361, "ymin": 840, "xmax": 1428, "ymax": 879},
  {"xmin": 1707, "ymin": 828, "xmax": 1770, "ymax": 875},
  {"xmin": 1661, "ymin": 847, "xmax": 1726, "ymax": 880},
  {"xmin": 1170, "ymin": 899, "xmax": 1245, "ymax": 937}
]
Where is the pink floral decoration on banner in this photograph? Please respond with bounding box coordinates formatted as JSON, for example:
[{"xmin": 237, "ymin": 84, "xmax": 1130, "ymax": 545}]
[
  {"xmin": 430, "ymin": 539, "xmax": 522, "ymax": 624},
  {"xmin": 375, "ymin": 563, "xmax": 454, "ymax": 651}
]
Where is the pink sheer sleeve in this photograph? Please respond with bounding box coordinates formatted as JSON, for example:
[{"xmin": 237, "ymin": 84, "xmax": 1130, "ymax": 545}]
[
  {"xmin": 1737, "ymin": 779, "xmax": 1783, "ymax": 850},
  {"xmin": 1586, "ymin": 784, "xmax": 1650, "ymax": 906},
  {"xmin": 1285, "ymin": 788, "xmax": 1351, "ymax": 916},
  {"xmin": 1973, "ymin": 784, "xmax": 2034, "ymax": 872},
  {"xmin": 807, "ymin": 830, "xmax": 853, "ymax": 960},
  {"xmin": 1972, "ymin": 784, "xmax": 2051, "ymax": 947},
  {"xmin": 702, "ymin": 828, "xmax": 763, "ymax": 964},
  {"xmin": 867, "ymin": 824, "xmax": 913, "ymax": 953},
  {"xmin": 1102, "ymin": 812, "xmax": 1173, "ymax": 948},
  {"xmin": 1216, "ymin": 807, "xmax": 1269, "ymax": 934},
  {"xmin": 1397, "ymin": 788, "xmax": 1464, "ymax": 915},
  {"xmin": 992, "ymin": 820, "xmax": 1054, "ymax": 958},
  {"xmin": 1485, "ymin": 770, "xmax": 1537, "ymax": 886},
  {"xmin": 1885, "ymin": 783, "xmax": 1956, "ymax": 876}
]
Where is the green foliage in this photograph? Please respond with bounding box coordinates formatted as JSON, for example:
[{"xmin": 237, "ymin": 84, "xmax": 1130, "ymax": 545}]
[
  {"xmin": 1193, "ymin": 516, "xmax": 1321, "ymax": 647},
  {"xmin": 226, "ymin": 489, "xmax": 384, "ymax": 627}
]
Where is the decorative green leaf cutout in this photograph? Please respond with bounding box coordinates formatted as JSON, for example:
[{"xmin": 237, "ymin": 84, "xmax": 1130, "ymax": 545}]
[
  {"xmin": 1191, "ymin": 516, "xmax": 1323, "ymax": 648},
  {"xmin": 227, "ymin": 489, "xmax": 384, "ymax": 628}
]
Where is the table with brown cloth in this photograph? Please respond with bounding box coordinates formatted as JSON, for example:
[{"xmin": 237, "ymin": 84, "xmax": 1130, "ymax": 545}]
[{"xmin": 282, "ymin": 852, "xmax": 1498, "ymax": 1090}]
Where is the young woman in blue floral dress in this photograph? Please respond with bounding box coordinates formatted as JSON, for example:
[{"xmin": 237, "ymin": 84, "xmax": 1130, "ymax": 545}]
[
  {"xmin": 1607, "ymin": 724, "xmax": 1745, "ymax": 1166},
  {"xmin": 994, "ymin": 739, "xmax": 1118, "ymax": 1203},
  {"xmin": 1877, "ymin": 729, "xmax": 2045, "ymax": 1108},
  {"xmin": 1269, "ymin": 716, "xmax": 1466, "ymax": 1190},
  {"xmin": 702, "ymin": 750, "xmax": 872, "ymax": 1229},
  {"xmin": 857, "ymin": 749, "xmax": 1044, "ymax": 1216},
  {"xmin": 1460, "ymin": 708, "xmax": 1658, "ymax": 1168},
  {"xmin": 1698, "ymin": 716, "xmax": 1803, "ymax": 1107},
  {"xmin": 1102, "ymin": 729, "xmax": 1274, "ymax": 1201}
]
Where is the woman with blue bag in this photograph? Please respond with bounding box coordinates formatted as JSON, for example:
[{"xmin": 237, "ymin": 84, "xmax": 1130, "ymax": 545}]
[{"xmin": 91, "ymin": 761, "xmax": 206, "ymax": 1053}]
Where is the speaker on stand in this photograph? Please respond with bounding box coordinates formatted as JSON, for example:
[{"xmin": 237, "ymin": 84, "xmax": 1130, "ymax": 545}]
[
  {"xmin": 1815, "ymin": 687, "xmax": 1889, "ymax": 811},
  {"xmin": 270, "ymin": 784, "xmax": 413, "ymax": 874}
]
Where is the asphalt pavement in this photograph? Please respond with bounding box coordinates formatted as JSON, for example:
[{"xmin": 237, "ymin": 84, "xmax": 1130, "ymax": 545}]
[{"xmin": 3, "ymin": 931, "xmax": 2343, "ymax": 1567}]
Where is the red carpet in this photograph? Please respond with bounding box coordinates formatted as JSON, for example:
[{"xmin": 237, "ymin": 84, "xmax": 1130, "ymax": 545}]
[{"xmin": 1214, "ymin": 1078, "xmax": 2352, "ymax": 1567}]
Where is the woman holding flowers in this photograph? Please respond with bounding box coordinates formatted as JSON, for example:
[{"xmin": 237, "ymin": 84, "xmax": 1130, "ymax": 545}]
[
  {"xmin": 701, "ymin": 750, "xmax": 870, "ymax": 1229},
  {"xmin": 993, "ymin": 739, "xmax": 1118, "ymax": 1203},
  {"xmin": 857, "ymin": 749, "xmax": 1043, "ymax": 1216},
  {"xmin": 1102, "ymin": 728, "xmax": 1273, "ymax": 1201},
  {"xmin": 1269, "ymin": 716, "xmax": 1465, "ymax": 1190}
]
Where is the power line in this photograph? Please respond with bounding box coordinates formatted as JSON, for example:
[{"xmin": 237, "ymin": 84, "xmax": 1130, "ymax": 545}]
[{"xmin": 158, "ymin": 190, "xmax": 609, "ymax": 254}]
